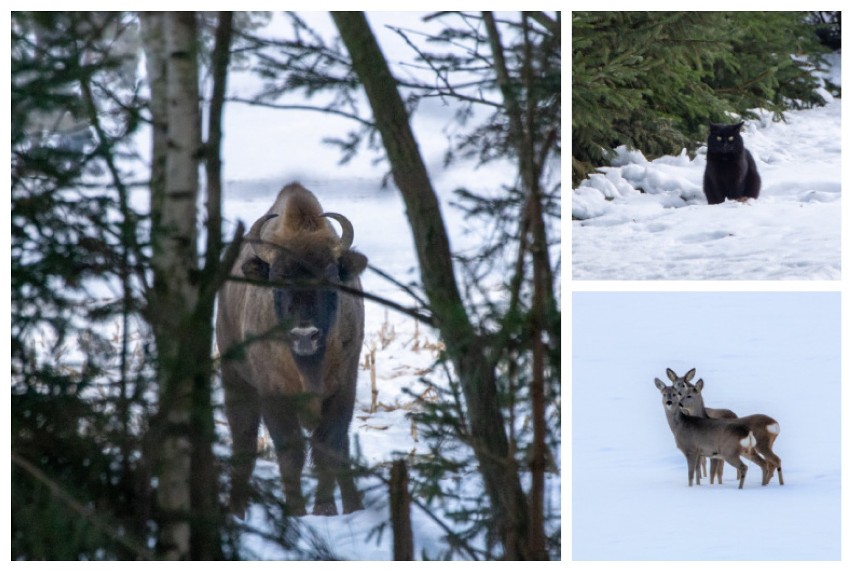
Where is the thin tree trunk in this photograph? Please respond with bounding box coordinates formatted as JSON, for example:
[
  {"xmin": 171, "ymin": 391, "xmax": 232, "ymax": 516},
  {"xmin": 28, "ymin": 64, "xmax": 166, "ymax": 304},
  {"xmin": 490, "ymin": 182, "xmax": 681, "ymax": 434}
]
[
  {"xmin": 189, "ymin": 11, "xmax": 234, "ymax": 560},
  {"xmin": 138, "ymin": 9, "xmax": 169, "ymax": 552},
  {"xmin": 141, "ymin": 13, "xmax": 252, "ymax": 558},
  {"xmin": 204, "ymin": 11, "xmax": 232, "ymax": 274},
  {"xmin": 332, "ymin": 11, "xmax": 531, "ymax": 559},
  {"xmin": 482, "ymin": 13, "xmax": 557, "ymax": 560},
  {"xmin": 390, "ymin": 460, "xmax": 414, "ymax": 561},
  {"xmin": 146, "ymin": 11, "xmax": 202, "ymax": 561}
]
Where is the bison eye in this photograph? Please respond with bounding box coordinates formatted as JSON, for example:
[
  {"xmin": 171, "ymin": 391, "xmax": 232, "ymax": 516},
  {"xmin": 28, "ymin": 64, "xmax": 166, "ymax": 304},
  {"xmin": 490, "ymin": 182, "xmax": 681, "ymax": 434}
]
[{"xmin": 242, "ymin": 256, "xmax": 269, "ymax": 281}]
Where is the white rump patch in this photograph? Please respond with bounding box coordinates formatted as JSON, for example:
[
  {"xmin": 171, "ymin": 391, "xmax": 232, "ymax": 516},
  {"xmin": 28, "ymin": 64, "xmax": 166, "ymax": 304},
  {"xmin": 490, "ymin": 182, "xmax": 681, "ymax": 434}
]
[{"xmin": 741, "ymin": 433, "xmax": 757, "ymax": 448}]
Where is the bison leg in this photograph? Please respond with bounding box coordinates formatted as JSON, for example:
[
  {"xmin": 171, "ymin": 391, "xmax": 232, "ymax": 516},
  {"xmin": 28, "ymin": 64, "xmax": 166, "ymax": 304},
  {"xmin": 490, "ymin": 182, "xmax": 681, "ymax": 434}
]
[
  {"xmin": 335, "ymin": 434, "xmax": 363, "ymax": 515},
  {"xmin": 261, "ymin": 396, "xmax": 308, "ymax": 516},
  {"xmin": 223, "ymin": 368, "xmax": 261, "ymax": 519},
  {"xmin": 312, "ymin": 382, "xmax": 363, "ymax": 516}
]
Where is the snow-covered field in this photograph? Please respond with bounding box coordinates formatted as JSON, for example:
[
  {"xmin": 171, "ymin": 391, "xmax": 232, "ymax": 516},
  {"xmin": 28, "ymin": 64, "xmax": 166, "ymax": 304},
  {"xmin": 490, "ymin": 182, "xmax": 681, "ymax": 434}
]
[
  {"xmin": 572, "ymin": 292, "xmax": 841, "ymax": 560},
  {"xmin": 572, "ymin": 57, "xmax": 841, "ymax": 280}
]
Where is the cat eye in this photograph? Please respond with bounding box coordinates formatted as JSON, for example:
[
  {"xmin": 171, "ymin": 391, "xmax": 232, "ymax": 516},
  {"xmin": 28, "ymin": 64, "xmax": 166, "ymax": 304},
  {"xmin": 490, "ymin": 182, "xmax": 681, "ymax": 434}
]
[
  {"xmin": 716, "ymin": 136, "xmax": 722, "ymax": 141},
  {"xmin": 728, "ymin": 136, "xmax": 734, "ymax": 141}
]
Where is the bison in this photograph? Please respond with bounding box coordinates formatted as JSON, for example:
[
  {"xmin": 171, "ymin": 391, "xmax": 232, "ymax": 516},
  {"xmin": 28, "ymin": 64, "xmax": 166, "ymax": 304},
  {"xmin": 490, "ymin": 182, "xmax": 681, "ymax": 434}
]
[{"xmin": 216, "ymin": 183, "xmax": 368, "ymax": 517}]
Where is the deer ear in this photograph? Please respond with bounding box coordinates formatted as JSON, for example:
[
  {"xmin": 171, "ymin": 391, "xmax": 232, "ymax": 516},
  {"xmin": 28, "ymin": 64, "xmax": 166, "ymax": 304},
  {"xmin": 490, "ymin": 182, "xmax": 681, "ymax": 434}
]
[
  {"xmin": 242, "ymin": 256, "xmax": 270, "ymax": 281},
  {"xmin": 695, "ymin": 378, "xmax": 704, "ymax": 391},
  {"xmin": 654, "ymin": 378, "xmax": 666, "ymax": 391},
  {"xmin": 666, "ymin": 369, "xmax": 677, "ymax": 382},
  {"xmin": 685, "ymin": 368, "xmax": 696, "ymax": 382}
]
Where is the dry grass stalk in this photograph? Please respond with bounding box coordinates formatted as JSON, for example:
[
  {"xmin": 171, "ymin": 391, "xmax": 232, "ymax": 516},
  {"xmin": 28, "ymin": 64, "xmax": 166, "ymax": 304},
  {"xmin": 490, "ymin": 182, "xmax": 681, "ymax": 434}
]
[{"xmin": 369, "ymin": 344, "xmax": 378, "ymax": 413}]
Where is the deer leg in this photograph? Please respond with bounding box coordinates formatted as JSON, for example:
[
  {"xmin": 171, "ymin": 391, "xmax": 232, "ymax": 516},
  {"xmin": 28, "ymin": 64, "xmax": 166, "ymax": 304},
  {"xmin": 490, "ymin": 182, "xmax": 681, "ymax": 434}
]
[
  {"xmin": 686, "ymin": 453, "xmax": 700, "ymax": 486},
  {"xmin": 710, "ymin": 458, "xmax": 724, "ymax": 484},
  {"xmin": 744, "ymin": 449, "xmax": 771, "ymax": 486},
  {"xmin": 725, "ymin": 455, "xmax": 748, "ymax": 489},
  {"xmin": 758, "ymin": 446, "xmax": 783, "ymax": 486}
]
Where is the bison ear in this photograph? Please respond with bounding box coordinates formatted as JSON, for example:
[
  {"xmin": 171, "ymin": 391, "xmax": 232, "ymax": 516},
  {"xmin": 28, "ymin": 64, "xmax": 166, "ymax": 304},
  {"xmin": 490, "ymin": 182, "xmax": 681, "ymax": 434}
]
[
  {"xmin": 241, "ymin": 256, "xmax": 270, "ymax": 281},
  {"xmin": 338, "ymin": 250, "xmax": 368, "ymax": 282}
]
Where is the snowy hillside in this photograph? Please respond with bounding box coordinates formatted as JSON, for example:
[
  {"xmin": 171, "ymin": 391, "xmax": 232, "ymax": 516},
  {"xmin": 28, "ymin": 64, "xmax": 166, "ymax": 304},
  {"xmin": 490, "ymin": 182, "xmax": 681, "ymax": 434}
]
[
  {"xmin": 572, "ymin": 62, "xmax": 841, "ymax": 280},
  {"xmin": 572, "ymin": 292, "xmax": 840, "ymax": 560}
]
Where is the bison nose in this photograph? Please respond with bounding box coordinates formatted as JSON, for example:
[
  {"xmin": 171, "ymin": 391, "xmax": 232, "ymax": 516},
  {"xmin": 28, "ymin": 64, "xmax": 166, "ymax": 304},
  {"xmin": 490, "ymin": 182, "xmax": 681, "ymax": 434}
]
[{"xmin": 290, "ymin": 326, "xmax": 321, "ymax": 356}]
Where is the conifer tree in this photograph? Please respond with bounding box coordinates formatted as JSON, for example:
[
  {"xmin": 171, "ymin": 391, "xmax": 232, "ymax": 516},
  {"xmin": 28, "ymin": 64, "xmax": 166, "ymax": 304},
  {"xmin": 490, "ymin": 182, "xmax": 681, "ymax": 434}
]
[
  {"xmin": 572, "ymin": 11, "xmax": 831, "ymax": 185},
  {"xmin": 11, "ymin": 12, "xmax": 153, "ymax": 559}
]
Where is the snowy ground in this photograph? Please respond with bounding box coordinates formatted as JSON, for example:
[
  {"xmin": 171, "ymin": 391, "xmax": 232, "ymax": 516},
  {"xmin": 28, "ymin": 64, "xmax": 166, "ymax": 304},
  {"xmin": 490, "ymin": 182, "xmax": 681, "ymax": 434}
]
[
  {"xmin": 572, "ymin": 292, "xmax": 841, "ymax": 560},
  {"xmin": 572, "ymin": 60, "xmax": 841, "ymax": 280},
  {"xmin": 234, "ymin": 302, "xmax": 462, "ymax": 559}
]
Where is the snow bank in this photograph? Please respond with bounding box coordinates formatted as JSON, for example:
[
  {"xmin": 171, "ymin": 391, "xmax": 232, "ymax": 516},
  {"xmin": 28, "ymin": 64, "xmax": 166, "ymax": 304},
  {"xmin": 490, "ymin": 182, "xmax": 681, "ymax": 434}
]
[{"xmin": 572, "ymin": 99, "xmax": 841, "ymax": 280}]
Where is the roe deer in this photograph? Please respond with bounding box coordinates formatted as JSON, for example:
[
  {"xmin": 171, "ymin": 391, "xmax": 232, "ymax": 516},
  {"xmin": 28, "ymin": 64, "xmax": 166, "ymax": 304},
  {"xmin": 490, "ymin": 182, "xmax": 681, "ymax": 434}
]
[
  {"xmin": 654, "ymin": 378, "xmax": 755, "ymax": 488},
  {"xmin": 679, "ymin": 378, "xmax": 783, "ymax": 486},
  {"xmin": 666, "ymin": 368, "xmax": 738, "ymax": 483}
]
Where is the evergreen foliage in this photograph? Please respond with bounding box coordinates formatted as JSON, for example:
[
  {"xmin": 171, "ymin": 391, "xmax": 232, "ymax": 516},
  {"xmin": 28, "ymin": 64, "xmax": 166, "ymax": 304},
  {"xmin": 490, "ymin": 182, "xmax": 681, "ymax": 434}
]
[
  {"xmin": 11, "ymin": 11, "xmax": 154, "ymax": 560},
  {"xmin": 810, "ymin": 11, "xmax": 841, "ymax": 50},
  {"xmin": 572, "ymin": 11, "xmax": 834, "ymax": 186}
]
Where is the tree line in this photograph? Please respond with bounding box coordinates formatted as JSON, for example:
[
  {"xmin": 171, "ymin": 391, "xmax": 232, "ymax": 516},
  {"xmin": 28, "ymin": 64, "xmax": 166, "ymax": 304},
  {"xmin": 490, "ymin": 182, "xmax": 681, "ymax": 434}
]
[{"xmin": 572, "ymin": 11, "xmax": 840, "ymax": 186}]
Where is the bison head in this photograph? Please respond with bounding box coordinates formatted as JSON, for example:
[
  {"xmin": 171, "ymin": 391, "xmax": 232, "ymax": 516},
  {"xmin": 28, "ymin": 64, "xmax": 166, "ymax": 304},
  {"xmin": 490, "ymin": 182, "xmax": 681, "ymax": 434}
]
[{"xmin": 241, "ymin": 212, "xmax": 367, "ymax": 378}]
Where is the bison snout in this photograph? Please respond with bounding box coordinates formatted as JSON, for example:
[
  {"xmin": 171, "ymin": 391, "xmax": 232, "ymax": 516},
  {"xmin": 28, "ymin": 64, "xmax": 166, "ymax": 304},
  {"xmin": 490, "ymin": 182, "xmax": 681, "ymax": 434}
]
[{"xmin": 290, "ymin": 325, "xmax": 321, "ymax": 356}]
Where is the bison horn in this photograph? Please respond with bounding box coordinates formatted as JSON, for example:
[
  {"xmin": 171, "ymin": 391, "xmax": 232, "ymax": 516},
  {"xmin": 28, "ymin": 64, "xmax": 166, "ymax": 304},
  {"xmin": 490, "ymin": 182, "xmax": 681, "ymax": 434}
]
[
  {"xmin": 321, "ymin": 212, "xmax": 354, "ymax": 250},
  {"xmin": 246, "ymin": 213, "xmax": 279, "ymax": 261}
]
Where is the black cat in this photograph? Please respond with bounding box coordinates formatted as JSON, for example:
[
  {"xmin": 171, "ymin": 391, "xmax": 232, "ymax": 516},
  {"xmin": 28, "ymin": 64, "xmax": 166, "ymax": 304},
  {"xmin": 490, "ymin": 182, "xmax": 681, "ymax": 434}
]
[{"xmin": 703, "ymin": 122, "xmax": 761, "ymax": 205}]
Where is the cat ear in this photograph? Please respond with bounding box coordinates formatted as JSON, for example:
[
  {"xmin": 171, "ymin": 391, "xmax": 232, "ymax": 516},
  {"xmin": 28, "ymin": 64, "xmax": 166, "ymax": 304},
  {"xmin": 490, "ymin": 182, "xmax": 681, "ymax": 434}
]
[{"xmin": 734, "ymin": 121, "xmax": 744, "ymax": 131}]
